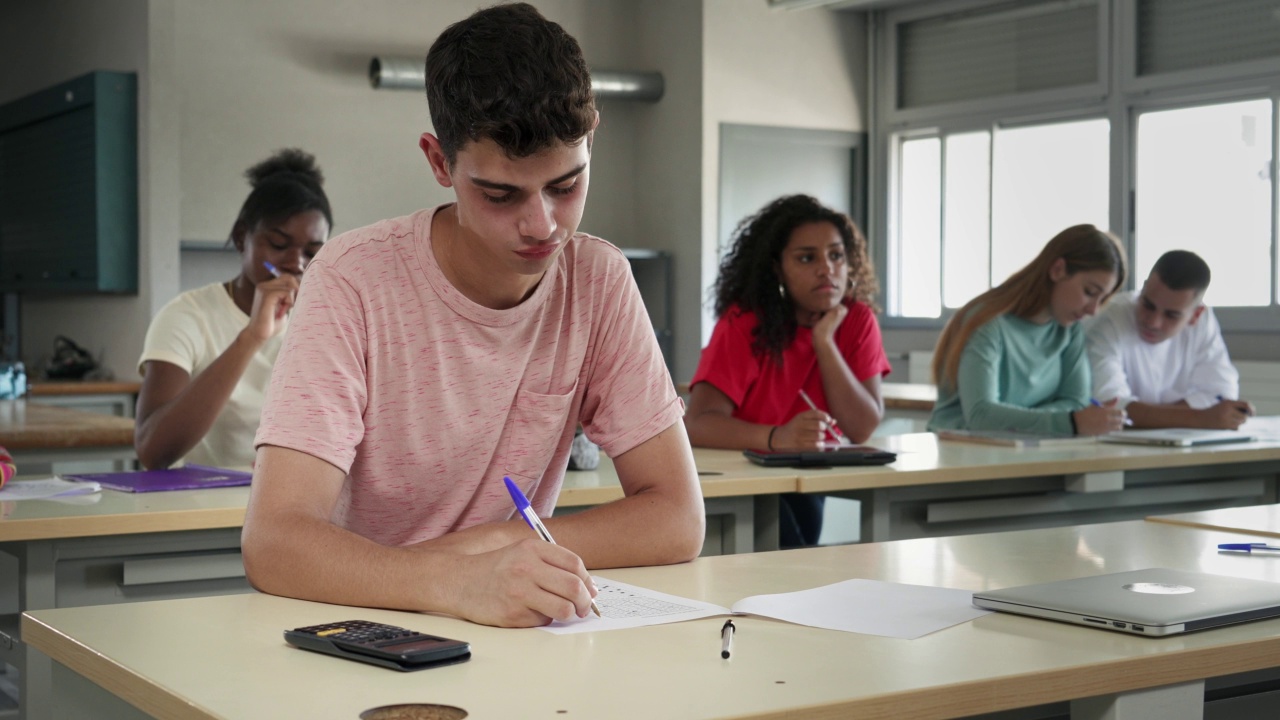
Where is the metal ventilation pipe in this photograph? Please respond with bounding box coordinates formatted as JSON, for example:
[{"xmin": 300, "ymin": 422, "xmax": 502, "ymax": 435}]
[{"xmin": 369, "ymin": 57, "xmax": 664, "ymax": 102}]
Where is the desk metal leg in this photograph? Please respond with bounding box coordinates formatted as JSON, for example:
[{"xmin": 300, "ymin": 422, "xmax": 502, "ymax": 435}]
[
  {"xmin": 13, "ymin": 541, "xmax": 55, "ymax": 720},
  {"xmin": 753, "ymin": 495, "xmax": 779, "ymax": 552},
  {"xmin": 858, "ymin": 489, "xmax": 891, "ymax": 543},
  {"xmin": 1071, "ymin": 680, "xmax": 1204, "ymax": 720},
  {"xmin": 703, "ymin": 496, "xmax": 756, "ymax": 554}
]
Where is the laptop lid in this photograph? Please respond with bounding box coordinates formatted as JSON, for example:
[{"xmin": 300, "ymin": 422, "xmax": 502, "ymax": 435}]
[
  {"xmin": 972, "ymin": 568, "xmax": 1280, "ymax": 636},
  {"xmin": 1100, "ymin": 428, "xmax": 1256, "ymax": 447},
  {"xmin": 63, "ymin": 464, "xmax": 252, "ymax": 493}
]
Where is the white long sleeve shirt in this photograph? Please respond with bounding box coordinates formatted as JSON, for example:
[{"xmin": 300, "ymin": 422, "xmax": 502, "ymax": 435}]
[{"xmin": 1084, "ymin": 291, "xmax": 1238, "ymax": 410}]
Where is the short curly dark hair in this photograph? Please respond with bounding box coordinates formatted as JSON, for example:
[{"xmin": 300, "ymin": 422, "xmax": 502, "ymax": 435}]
[
  {"xmin": 426, "ymin": 2, "xmax": 596, "ymax": 164},
  {"xmin": 714, "ymin": 195, "xmax": 880, "ymax": 364}
]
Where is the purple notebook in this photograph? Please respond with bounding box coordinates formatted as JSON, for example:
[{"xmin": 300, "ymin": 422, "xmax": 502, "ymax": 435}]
[{"xmin": 63, "ymin": 464, "xmax": 252, "ymax": 493}]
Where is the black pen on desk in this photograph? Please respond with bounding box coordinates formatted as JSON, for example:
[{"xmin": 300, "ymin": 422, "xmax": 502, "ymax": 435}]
[{"xmin": 720, "ymin": 619, "xmax": 735, "ymax": 659}]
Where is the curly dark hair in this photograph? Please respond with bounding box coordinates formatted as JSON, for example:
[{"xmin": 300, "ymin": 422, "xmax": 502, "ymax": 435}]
[
  {"xmin": 714, "ymin": 194, "xmax": 880, "ymax": 364},
  {"xmin": 426, "ymin": 2, "xmax": 596, "ymax": 164}
]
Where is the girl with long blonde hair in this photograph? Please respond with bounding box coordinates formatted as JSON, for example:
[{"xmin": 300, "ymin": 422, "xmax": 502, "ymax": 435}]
[{"xmin": 928, "ymin": 224, "xmax": 1129, "ymax": 436}]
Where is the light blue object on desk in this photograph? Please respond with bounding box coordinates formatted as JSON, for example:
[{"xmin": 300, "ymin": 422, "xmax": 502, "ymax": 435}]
[{"xmin": 0, "ymin": 361, "xmax": 26, "ymax": 399}]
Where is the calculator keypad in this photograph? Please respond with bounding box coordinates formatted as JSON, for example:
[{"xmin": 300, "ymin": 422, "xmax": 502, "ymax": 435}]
[{"xmin": 293, "ymin": 620, "xmax": 422, "ymax": 645}]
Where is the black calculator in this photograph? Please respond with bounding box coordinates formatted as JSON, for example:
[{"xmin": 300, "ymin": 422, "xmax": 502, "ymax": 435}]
[{"xmin": 284, "ymin": 620, "xmax": 471, "ymax": 672}]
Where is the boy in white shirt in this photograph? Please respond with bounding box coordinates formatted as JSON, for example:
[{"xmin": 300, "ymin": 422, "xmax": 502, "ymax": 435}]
[{"xmin": 1086, "ymin": 250, "xmax": 1254, "ymax": 429}]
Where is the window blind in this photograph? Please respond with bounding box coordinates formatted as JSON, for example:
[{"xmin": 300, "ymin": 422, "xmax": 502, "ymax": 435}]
[
  {"xmin": 897, "ymin": 0, "xmax": 1099, "ymax": 109},
  {"xmin": 1138, "ymin": 0, "xmax": 1280, "ymax": 76}
]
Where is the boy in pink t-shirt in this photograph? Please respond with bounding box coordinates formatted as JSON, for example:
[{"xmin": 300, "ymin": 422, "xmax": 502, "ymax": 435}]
[{"xmin": 242, "ymin": 3, "xmax": 705, "ymax": 628}]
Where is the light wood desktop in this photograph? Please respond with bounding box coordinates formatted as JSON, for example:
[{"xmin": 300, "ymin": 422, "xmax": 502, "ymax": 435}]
[
  {"xmin": 1147, "ymin": 503, "xmax": 1280, "ymax": 540},
  {"xmin": 0, "ymin": 400, "xmax": 135, "ymax": 468},
  {"xmin": 22, "ymin": 520, "xmax": 1280, "ymax": 720},
  {"xmin": 0, "ymin": 453, "xmax": 795, "ymax": 720},
  {"xmin": 0, "ymin": 485, "xmax": 253, "ymax": 720},
  {"xmin": 798, "ymin": 432, "xmax": 1280, "ymax": 542}
]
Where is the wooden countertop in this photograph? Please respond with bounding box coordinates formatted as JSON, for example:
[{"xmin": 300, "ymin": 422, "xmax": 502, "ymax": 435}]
[
  {"xmin": 28, "ymin": 380, "xmax": 141, "ymax": 396},
  {"xmin": 0, "ymin": 400, "xmax": 135, "ymax": 450}
]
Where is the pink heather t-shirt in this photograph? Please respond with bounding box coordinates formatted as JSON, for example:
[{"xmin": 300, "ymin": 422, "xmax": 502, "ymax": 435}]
[{"xmin": 255, "ymin": 205, "xmax": 681, "ymax": 547}]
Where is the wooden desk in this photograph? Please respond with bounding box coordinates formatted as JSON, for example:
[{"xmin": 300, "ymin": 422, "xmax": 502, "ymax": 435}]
[
  {"xmin": 802, "ymin": 432, "xmax": 1280, "ymax": 542},
  {"xmin": 0, "ymin": 400, "xmax": 136, "ymax": 469},
  {"xmin": 0, "ymin": 452, "xmax": 798, "ymax": 720},
  {"xmin": 881, "ymin": 381, "xmax": 936, "ymax": 412},
  {"xmin": 22, "ymin": 520, "xmax": 1280, "ymax": 720},
  {"xmin": 0, "ymin": 485, "xmax": 253, "ymax": 720},
  {"xmin": 559, "ymin": 451, "xmax": 799, "ymax": 554},
  {"xmin": 1147, "ymin": 503, "xmax": 1280, "ymax": 540}
]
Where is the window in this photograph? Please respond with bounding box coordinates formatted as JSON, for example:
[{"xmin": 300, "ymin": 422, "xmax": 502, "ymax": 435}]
[
  {"xmin": 1135, "ymin": 100, "xmax": 1273, "ymax": 307},
  {"xmin": 872, "ymin": 0, "xmax": 1280, "ymax": 328},
  {"xmin": 889, "ymin": 119, "xmax": 1109, "ymax": 318}
]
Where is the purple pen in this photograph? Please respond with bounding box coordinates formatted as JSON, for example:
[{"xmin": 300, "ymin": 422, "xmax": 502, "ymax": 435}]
[{"xmin": 503, "ymin": 476, "xmax": 601, "ymax": 617}]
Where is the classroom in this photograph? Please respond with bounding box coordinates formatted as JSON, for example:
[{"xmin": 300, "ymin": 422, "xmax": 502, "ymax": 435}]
[{"xmin": 4, "ymin": 1, "xmax": 1280, "ymax": 718}]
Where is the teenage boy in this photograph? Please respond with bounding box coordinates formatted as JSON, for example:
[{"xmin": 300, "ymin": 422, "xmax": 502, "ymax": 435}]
[
  {"xmin": 1086, "ymin": 250, "xmax": 1254, "ymax": 430},
  {"xmin": 241, "ymin": 3, "xmax": 704, "ymax": 628}
]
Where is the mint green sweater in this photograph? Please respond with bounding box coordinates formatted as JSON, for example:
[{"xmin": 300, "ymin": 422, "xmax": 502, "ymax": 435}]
[{"xmin": 928, "ymin": 314, "xmax": 1091, "ymax": 435}]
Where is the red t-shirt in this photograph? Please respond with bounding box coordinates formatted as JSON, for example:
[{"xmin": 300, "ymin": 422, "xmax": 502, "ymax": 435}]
[{"xmin": 690, "ymin": 301, "xmax": 892, "ymax": 425}]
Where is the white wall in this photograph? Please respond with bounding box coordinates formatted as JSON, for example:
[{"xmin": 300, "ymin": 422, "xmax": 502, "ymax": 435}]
[
  {"xmin": 699, "ymin": 1, "xmax": 867, "ymax": 359},
  {"xmin": 2, "ymin": 0, "xmax": 871, "ymax": 384}
]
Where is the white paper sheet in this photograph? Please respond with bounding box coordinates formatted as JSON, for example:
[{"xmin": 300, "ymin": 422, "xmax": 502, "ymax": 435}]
[
  {"xmin": 540, "ymin": 577, "xmax": 729, "ymax": 634},
  {"xmin": 0, "ymin": 477, "xmax": 101, "ymax": 501},
  {"xmin": 1242, "ymin": 415, "xmax": 1280, "ymax": 442},
  {"xmin": 730, "ymin": 578, "xmax": 990, "ymax": 640},
  {"xmin": 538, "ymin": 575, "xmax": 989, "ymax": 639}
]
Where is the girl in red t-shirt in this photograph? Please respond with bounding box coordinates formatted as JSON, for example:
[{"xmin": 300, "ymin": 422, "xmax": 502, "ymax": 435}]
[{"xmin": 685, "ymin": 194, "xmax": 891, "ymax": 546}]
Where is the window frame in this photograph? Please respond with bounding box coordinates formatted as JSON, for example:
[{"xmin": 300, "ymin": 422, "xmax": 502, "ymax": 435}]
[{"xmin": 869, "ymin": 0, "xmax": 1280, "ymax": 331}]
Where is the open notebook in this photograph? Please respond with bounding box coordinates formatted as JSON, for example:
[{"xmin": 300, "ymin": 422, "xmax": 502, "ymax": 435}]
[{"xmin": 63, "ymin": 464, "xmax": 251, "ymax": 493}]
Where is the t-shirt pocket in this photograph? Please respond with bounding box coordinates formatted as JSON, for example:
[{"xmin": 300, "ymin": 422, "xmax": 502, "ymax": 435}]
[{"xmin": 503, "ymin": 384, "xmax": 577, "ymax": 483}]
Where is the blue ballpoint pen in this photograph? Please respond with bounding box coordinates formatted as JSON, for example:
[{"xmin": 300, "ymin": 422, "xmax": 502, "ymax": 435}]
[
  {"xmin": 1218, "ymin": 543, "xmax": 1280, "ymax": 553},
  {"xmin": 263, "ymin": 261, "xmax": 282, "ymax": 278},
  {"xmin": 504, "ymin": 476, "xmax": 602, "ymax": 617},
  {"xmin": 1090, "ymin": 398, "xmax": 1133, "ymax": 427}
]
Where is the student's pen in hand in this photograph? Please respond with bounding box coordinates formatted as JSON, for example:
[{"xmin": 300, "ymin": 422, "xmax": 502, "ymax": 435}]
[
  {"xmin": 1218, "ymin": 543, "xmax": 1280, "ymax": 553},
  {"xmin": 720, "ymin": 619, "xmax": 735, "ymax": 659},
  {"xmin": 263, "ymin": 261, "xmax": 282, "ymax": 278},
  {"xmin": 1217, "ymin": 395, "xmax": 1255, "ymax": 417},
  {"xmin": 798, "ymin": 389, "xmax": 843, "ymax": 443},
  {"xmin": 1090, "ymin": 398, "xmax": 1133, "ymax": 427},
  {"xmin": 503, "ymin": 476, "xmax": 602, "ymax": 617}
]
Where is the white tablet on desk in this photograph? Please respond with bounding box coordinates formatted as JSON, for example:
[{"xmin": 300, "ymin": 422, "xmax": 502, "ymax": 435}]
[
  {"xmin": 972, "ymin": 568, "xmax": 1280, "ymax": 636},
  {"xmin": 1100, "ymin": 428, "xmax": 1256, "ymax": 447}
]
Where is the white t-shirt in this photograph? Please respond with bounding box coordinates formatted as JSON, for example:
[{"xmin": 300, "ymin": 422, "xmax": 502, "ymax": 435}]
[
  {"xmin": 1084, "ymin": 291, "xmax": 1238, "ymax": 410},
  {"xmin": 138, "ymin": 282, "xmax": 284, "ymax": 468}
]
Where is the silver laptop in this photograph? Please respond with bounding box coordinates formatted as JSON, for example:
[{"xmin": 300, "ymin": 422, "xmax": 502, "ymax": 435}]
[
  {"xmin": 972, "ymin": 568, "xmax": 1280, "ymax": 636},
  {"xmin": 1100, "ymin": 428, "xmax": 1256, "ymax": 447}
]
